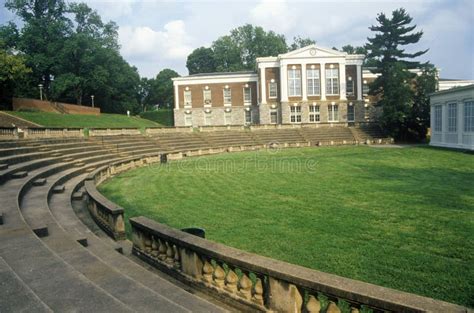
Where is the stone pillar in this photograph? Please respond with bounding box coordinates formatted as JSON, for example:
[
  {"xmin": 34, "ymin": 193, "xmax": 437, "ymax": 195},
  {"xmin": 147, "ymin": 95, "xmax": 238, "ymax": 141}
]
[
  {"xmin": 281, "ymin": 64, "xmax": 288, "ymax": 102},
  {"xmin": 267, "ymin": 277, "xmax": 303, "ymax": 312},
  {"xmin": 320, "ymin": 63, "xmax": 326, "ymax": 101},
  {"xmin": 261, "ymin": 68, "xmax": 267, "ymax": 105},
  {"xmin": 301, "ymin": 63, "xmax": 307, "ymax": 101},
  {"xmin": 340, "ymin": 62, "xmax": 347, "ymax": 100},
  {"xmin": 174, "ymin": 84, "xmax": 179, "ymax": 110},
  {"xmin": 356, "ymin": 64, "xmax": 362, "ymax": 101}
]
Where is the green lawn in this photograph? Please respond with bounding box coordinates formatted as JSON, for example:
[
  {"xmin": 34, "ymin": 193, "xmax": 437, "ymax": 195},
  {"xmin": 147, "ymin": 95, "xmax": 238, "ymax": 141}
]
[
  {"xmin": 99, "ymin": 146, "xmax": 474, "ymax": 307},
  {"xmin": 139, "ymin": 109, "xmax": 174, "ymax": 127},
  {"xmin": 6, "ymin": 111, "xmax": 161, "ymax": 128}
]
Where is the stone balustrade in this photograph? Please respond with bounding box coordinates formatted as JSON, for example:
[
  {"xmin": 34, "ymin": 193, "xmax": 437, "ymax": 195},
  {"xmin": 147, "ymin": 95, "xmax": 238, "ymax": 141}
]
[
  {"xmin": 130, "ymin": 216, "xmax": 467, "ymax": 313},
  {"xmin": 88, "ymin": 128, "xmax": 142, "ymax": 137},
  {"xmin": 0, "ymin": 127, "xmax": 16, "ymax": 138}
]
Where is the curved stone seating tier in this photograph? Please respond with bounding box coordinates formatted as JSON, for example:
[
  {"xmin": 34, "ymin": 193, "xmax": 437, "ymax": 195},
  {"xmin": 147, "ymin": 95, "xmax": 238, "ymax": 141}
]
[{"xmin": 83, "ymin": 141, "xmax": 466, "ymax": 313}]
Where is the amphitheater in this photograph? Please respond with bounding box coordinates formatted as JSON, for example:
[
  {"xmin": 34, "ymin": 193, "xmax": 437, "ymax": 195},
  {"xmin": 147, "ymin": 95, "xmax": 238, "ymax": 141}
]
[{"xmin": 0, "ymin": 124, "xmax": 469, "ymax": 312}]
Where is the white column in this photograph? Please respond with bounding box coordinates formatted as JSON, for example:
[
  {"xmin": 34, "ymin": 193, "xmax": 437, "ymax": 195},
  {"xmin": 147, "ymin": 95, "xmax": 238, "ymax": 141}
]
[
  {"xmin": 339, "ymin": 62, "xmax": 347, "ymax": 100},
  {"xmin": 301, "ymin": 63, "xmax": 307, "ymax": 101},
  {"xmin": 174, "ymin": 83, "xmax": 179, "ymax": 110},
  {"xmin": 281, "ymin": 64, "xmax": 288, "ymax": 102},
  {"xmin": 260, "ymin": 67, "xmax": 267, "ymax": 105},
  {"xmin": 255, "ymin": 80, "xmax": 260, "ymax": 106},
  {"xmin": 320, "ymin": 63, "xmax": 326, "ymax": 101},
  {"xmin": 458, "ymin": 101, "xmax": 463, "ymax": 146},
  {"xmin": 356, "ymin": 64, "xmax": 362, "ymax": 101}
]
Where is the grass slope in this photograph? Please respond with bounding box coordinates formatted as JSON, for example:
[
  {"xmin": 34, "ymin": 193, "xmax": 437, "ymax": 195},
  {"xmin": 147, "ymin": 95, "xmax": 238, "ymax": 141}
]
[
  {"xmin": 6, "ymin": 111, "xmax": 161, "ymax": 128},
  {"xmin": 99, "ymin": 146, "xmax": 474, "ymax": 307},
  {"xmin": 139, "ymin": 110, "xmax": 174, "ymax": 127}
]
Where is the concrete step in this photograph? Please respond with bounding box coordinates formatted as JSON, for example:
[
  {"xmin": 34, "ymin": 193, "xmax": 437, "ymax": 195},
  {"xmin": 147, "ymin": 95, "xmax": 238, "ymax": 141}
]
[
  {"xmin": 33, "ymin": 178, "xmax": 47, "ymax": 186},
  {"xmin": 0, "ymin": 257, "xmax": 52, "ymax": 312},
  {"xmin": 52, "ymin": 185, "xmax": 65, "ymax": 194},
  {"xmin": 0, "ymin": 164, "xmax": 8, "ymax": 170},
  {"xmin": 12, "ymin": 171, "xmax": 28, "ymax": 179}
]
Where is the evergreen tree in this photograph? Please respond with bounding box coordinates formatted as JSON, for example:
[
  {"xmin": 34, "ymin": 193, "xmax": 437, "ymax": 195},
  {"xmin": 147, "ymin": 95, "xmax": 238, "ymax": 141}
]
[{"xmin": 365, "ymin": 8, "xmax": 428, "ymax": 140}]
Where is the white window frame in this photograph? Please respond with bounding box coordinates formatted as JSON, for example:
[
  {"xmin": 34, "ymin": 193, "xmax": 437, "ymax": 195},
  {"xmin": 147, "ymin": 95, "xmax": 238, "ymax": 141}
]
[
  {"xmin": 326, "ymin": 68, "xmax": 339, "ymax": 95},
  {"xmin": 434, "ymin": 105, "xmax": 442, "ymax": 132},
  {"xmin": 346, "ymin": 79, "xmax": 354, "ymax": 96},
  {"xmin": 224, "ymin": 111, "xmax": 231, "ymax": 125},
  {"xmin": 347, "ymin": 104, "xmax": 355, "ymax": 122},
  {"xmin": 309, "ymin": 105, "xmax": 320, "ymax": 123},
  {"xmin": 362, "ymin": 81, "xmax": 369, "ymax": 95},
  {"xmin": 223, "ymin": 88, "xmax": 232, "ymax": 106},
  {"xmin": 184, "ymin": 90, "xmax": 192, "ymax": 107},
  {"xmin": 244, "ymin": 110, "xmax": 252, "ymax": 125},
  {"xmin": 243, "ymin": 87, "xmax": 252, "ymax": 105},
  {"xmin": 328, "ymin": 104, "xmax": 339, "ymax": 122},
  {"xmin": 290, "ymin": 105, "xmax": 302, "ymax": 123},
  {"xmin": 307, "ymin": 68, "xmax": 320, "ymax": 96},
  {"xmin": 269, "ymin": 82, "xmax": 278, "ymax": 99},
  {"xmin": 270, "ymin": 109, "xmax": 278, "ymax": 124},
  {"xmin": 203, "ymin": 89, "xmax": 212, "ymax": 107},
  {"xmin": 184, "ymin": 113, "xmax": 192, "ymax": 126},
  {"xmin": 464, "ymin": 101, "xmax": 474, "ymax": 132},
  {"xmin": 447, "ymin": 103, "xmax": 457, "ymax": 133},
  {"xmin": 288, "ymin": 68, "xmax": 301, "ymax": 97}
]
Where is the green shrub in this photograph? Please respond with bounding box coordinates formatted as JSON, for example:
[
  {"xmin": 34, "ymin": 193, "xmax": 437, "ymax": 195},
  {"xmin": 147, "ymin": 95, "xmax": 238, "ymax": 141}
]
[{"xmin": 139, "ymin": 109, "xmax": 174, "ymax": 126}]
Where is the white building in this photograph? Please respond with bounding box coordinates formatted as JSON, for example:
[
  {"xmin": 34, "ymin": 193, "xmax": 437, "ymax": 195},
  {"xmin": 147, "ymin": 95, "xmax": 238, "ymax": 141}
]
[{"xmin": 430, "ymin": 84, "xmax": 474, "ymax": 150}]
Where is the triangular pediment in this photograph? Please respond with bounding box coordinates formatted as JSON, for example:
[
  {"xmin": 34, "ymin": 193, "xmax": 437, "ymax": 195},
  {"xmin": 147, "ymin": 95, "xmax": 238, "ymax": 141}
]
[{"xmin": 279, "ymin": 44, "xmax": 347, "ymax": 59}]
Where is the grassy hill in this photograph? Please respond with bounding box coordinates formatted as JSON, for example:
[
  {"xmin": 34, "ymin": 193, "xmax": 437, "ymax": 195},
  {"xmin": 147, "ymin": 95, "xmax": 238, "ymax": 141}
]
[
  {"xmin": 139, "ymin": 109, "xmax": 174, "ymax": 127},
  {"xmin": 6, "ymin": 111, "xmax": 162, "ymax": 128}
]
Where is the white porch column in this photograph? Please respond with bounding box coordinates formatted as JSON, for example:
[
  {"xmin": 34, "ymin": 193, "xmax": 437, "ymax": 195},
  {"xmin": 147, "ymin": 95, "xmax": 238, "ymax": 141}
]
[
  {"xmin": 301, "ymin": 63, "xmax": 307, "ymax": 101},
  {"xmin": 356, "ymin": 64, "xmax": 362, "ymax": 101},
  {"xmin": 458, "ymin": 101, "xmax": 463, "ymax": 146},
  {"xmin": 339, "ymin": 62, "xmax": 347, "ymax": 100},
  {"xmin": 281, "ymin": 64, "xmax": 288, "ymax": 102},
  {"xmin": 260, "ymin": 67, "xmax": 267, "ymax": 105},
  {"xmin": 320, "ymin": 63, "xmax": 326, "ymax": 101},
  {"xmin": 174, "ymin": 83, "xmax": 179, "ymax": 110}
]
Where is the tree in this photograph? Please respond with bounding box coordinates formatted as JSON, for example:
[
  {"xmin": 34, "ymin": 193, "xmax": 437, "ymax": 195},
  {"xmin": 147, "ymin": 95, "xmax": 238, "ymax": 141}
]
[
  {"xmin": 289, "ymin": 36, "xmax": 315, "ymax": 51},
  {"xmin": 365, "ymin": 8, "xmax": 428, "ymax": 140},
  {"xmin": 186, "ymin": 47, "xmax": 217, "ymax": 75},
  {"xmin": 408, "ymin": 64, "xmax": 437, "ymax": 141},
  {"xmin": 5, "ymin": 0, "xmax": 71, "ymax": 99},
  {"xmin": 149, "ymin": 69, "xmax": 180, "ymax": 109}
]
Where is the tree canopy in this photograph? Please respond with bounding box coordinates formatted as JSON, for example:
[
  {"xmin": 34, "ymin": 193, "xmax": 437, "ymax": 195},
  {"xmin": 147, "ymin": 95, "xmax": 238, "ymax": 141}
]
[
  {"xmin": 1, "ymin": 0, "xmax": 142, "ymax": 113},
  {"xmin": 186, "ymin": 24, "xmax": 318, "ymax": 74},
  {"xmin": 365, "ymin": 8, "xmax": 430, "ymax": 140}
]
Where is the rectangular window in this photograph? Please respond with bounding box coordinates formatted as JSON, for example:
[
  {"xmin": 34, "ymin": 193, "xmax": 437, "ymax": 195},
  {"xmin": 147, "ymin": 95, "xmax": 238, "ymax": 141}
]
[
  {"xmin": 363, "ymin": 81, "xmax": 369, "ymax": 95},
  {"xmin": 224, "ymin": 111, "xmax": 231, "ymax": 125},
  {"xmin": 347, "ymin": 104, "xmax": 355, "ymax": 122},
  {"xmin": 269, "ymin": 82, "xmax": 278, "ymax": 99},
  {"xmin": 288, "ymin": 68, "xmax": 301, "ymax": 97},
  {"xmin": 290, "ymin": 106, "xmax": 302, "ymax": 123},
  {"xmin": 244, "ymin": 87, "xmax": 252, "ymax": 104},
  {"xmin": 447, "ymin": 103, "xmax": 457, "ymax": 132},
  {"xmin": 204, "ymin": 112, "xmax": 212, "ymax": 126},
  {"xmin": 203, "ymin": 89, "xmax": 212, "ymax": 106},
  {"xmin": 434, "ymin": 105, "xmax": 442, "ymax": 132},
  {"xmin": 464, "ymin": 101, "xmax": 474, "ymax": 132},
  {"xmin": 184, "ymin": 90, "xmax": 192, "ymax": 107},
  {"xmin": 245, "ymin": 110, "xmax": 252, "ymax": 125},
  {"xmin": 326, "ymin": 68, "xmax": 339, "ymax": 95},
  {"xmin": 309, "ymin": 105, "xmax": 320, "ymax": 122},
  {"xmin": 328, "ymin": 104, "xmax": 339, "ymax": 122},
  {"xmin": 270, "ymin": 109, "xmax": 278, "ymax": 124},
  {"xmin": 184, "ymin": 113, "xmax": 192, "ymax": 126},
  {"xmin": 346, "ymin": 79, "xmax": 354, "ymax": 96},
  {"xmin": 223, "ymin": 88, "xmax": 231, "ymax": 106},
  {"xmin": 307, "ymin": 68, "xmax": 320, "ymax": 96}
]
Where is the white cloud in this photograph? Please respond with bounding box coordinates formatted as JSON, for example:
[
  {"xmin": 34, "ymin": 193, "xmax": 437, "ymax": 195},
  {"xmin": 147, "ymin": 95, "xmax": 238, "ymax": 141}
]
[
  {"xmin": 82, "ymin": 0, "xmax": 137, "ymax": 20},
  {"xmin": 250, "ymin": 0, "xmax": 297, "ymax": 33},
  {"xmin": 119, "ymin": 20, "xmax": 193, "ymax": 62}
]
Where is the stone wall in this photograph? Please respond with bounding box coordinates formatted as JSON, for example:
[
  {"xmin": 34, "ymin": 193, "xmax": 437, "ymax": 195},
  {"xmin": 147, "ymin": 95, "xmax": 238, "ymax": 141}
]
[{"xmin": 174, "ymin": 106, "xmax": 259, "ymax": 127}]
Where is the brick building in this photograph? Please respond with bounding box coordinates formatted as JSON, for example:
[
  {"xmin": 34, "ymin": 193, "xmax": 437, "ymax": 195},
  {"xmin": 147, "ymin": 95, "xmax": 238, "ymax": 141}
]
[{"xmin": 172, "ymin": 44, "xmax": 471, "ymax": 127}]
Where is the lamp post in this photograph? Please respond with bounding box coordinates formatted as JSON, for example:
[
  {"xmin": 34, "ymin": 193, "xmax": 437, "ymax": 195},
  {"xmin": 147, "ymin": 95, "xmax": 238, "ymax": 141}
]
[
  {"xmin": 91, "ymin": 95, "xmax": 95, "ymax": 108},
  {"xmin": 38, "ymin": 84, "xmax": 43, "ymax": 101}
]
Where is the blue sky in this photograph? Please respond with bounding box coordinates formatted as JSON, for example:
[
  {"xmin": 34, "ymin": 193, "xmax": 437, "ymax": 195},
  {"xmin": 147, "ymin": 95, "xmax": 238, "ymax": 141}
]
[{"xmin": 1, "ymin": 0, "xmax": 473, "ymax": 79}]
